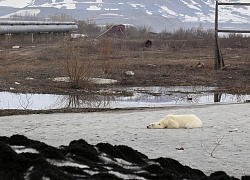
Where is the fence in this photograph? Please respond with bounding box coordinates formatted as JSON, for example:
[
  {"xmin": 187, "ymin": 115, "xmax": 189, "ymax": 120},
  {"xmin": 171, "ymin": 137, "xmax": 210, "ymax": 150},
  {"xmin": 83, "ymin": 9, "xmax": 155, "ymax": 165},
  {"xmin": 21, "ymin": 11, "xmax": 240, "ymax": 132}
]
[{"xmin": 214, "ymin": 2, "xmax": 250, "ymax": 70}]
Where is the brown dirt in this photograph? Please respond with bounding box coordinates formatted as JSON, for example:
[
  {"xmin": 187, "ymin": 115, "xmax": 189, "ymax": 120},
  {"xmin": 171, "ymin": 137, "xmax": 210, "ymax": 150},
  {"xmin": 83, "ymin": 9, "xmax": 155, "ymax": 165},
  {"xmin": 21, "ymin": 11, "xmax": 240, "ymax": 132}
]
[{"xmin": 0, "ymin": 38, "xmax": 249, "ymax": 115}]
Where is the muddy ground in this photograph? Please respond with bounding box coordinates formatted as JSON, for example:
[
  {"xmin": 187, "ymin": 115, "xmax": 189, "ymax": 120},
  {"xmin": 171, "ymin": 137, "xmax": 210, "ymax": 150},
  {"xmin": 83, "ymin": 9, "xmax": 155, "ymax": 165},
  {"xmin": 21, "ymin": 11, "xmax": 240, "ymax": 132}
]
[{"xmin": 0, "ymin": 38, "xmax": 249, "ymax": 115}]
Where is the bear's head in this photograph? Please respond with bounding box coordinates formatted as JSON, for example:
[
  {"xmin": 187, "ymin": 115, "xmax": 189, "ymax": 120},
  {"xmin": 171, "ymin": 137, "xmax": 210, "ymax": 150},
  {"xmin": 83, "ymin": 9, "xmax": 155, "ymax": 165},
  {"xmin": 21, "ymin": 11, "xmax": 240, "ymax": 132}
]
[{"xmin": 147, "ymin": 121, "xmax": 165, "ymax": 129}]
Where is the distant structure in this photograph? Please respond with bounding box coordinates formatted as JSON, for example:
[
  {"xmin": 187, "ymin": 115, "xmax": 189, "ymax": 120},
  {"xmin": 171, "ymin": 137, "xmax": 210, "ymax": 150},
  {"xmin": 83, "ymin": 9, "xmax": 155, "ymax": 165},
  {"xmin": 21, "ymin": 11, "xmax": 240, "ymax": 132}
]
[
  {"xmin": 0, "ymin": 21, "xmax": 77, "ymax": 34},
  {"xmin": 107, "ymin": 24, "xmax": 125, "ymax": 37},
  {"xmin": 0, "ymin": 20, "xmax": 78, "ymax": 43}
]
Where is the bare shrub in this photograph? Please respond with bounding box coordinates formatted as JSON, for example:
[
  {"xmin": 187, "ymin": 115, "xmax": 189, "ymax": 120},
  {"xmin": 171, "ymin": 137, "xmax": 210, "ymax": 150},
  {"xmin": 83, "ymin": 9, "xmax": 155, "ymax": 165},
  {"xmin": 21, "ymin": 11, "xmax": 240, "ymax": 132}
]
[
  {"xmin": 219, "ymin": 33, "xmax": 250, "ymax": 48},
  {"xmin": 62, "ymin": 40, "xmax": 93, "ymax": 89},
  {"xmin": 201, "ymin": 135, "xmax": 225, "ymax": 158},
  {"xmin": 125, "ymin": 26, "xmax": 151, "ymax": 39},
  {"xmin": 18, "ymin": 94, "xmax": 33, "ymax": 110},
  {"xmin": 63, "ymin": 60, "xmax": 92, "ymax": 89},
  {"xmin": 158, "ymin": 25, "xmax": 215, "ymax": 48},
  {"xmin": 77, "ymin": 20, "xmax": 102, "ymax": 37},
  {"xmin": 48, "ymin": 13, "xmax": 75, "ymax": 21}
]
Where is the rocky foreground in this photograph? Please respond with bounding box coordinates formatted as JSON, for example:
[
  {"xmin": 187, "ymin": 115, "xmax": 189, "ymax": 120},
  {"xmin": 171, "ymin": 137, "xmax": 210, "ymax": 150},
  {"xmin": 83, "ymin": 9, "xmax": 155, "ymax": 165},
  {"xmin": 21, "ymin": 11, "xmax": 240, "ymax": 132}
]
[{"xmin": 0, "ymin": 135, "xmax": 249, "ymax": 180}]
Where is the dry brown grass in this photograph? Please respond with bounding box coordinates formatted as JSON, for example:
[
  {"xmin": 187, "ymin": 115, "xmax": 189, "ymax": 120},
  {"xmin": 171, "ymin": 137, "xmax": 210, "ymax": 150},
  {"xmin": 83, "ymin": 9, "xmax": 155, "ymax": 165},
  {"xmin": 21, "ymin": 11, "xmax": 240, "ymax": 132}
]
[
  {"xmin": 98, "ymin": 38, "xmax": 113, "ymax": 74},
  {"xmin": 0, "ymin": 30, "xmax": 250, "ymax": 95}
]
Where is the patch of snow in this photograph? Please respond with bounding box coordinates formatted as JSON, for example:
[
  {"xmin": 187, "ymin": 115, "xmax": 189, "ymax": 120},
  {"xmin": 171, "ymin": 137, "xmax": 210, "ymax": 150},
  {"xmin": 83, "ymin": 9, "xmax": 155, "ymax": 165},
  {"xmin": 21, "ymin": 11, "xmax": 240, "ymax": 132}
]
[
  {"xmin": 52, "ymin": 77, "xmax": 118, "ymax": 84},
  {"xmin": 182, "ymin": 1, "xmax": 202, "ymax": 11},
  {"xmin": 100, "ymin": 13, "xmax": 123, "ymax": 16},
  {"xmin": 98, "ymin": 153, "xmax": 146, "ymax": 179},
  {"xmin": 52, "ymin": 77, "xmax": 69, "ymax": 82},
  {"xmin": 11, "ymin": 146, "xmax": 39, "ymax": 154},
  {"xmin": 0, "ymin": 0, "xmax": 31, "ymax": 8},
  {"xmin": 129, "ymin": 3, "xmax": 145, "ymax": 8},
  {"xmin": 46, "ymin": 159, "xmax": 89, "ymax": 169},
  {"xmin": 0, "ymin": 9, "xmax": 41, "ymax": 19},
  {"xmin": 63, "ymin": 4, "xmax": 76, "ymax": 9},
  {"xmin": 91, "ymin": 78, "xmax": 118, "ymax": 84},
  {"xmin": 104, "ymin": 8, "xmax": 119, "ymax": 10},
  {"xmin": 71, "ymin": 33, "xmax": 87, "ymax": 38},
  {"xmin": 25, "ymin": 77, "xmax": 34, "ymax": 80},
  {"xmin": 181, "ymin": 15, "xmax": 198, "ymax": 22},
  {"xmin": 146, "ymin": 10, "xmax": 152, "ymax": 15},
  {"xmin": 41, "ymin": 176, "xmax": 50, "ymax": 180},
  {"xmin": 12, "ymin": 46, "xmax": 21, "ymax": 49},
  {"xmin": 96, "ymin": 89, "xmax": 116, "ymax": 94},
  {"xmin": 109, "ymin": 171, "xmax": 146, "ymax": 180},
  {"xmin": 160, "ymin": 5, "xmax": 178, "ymax": 17},
  {"xmin": 87, "ymin": 5, "xmax": 101, "ymax": 10},
  {"xmin": 125, "ymin": 71, "xmax": 134, "ymax": 76},
  {"xmin": 24, "ymin": 166, "xmax": 33, "ymax": 180}
]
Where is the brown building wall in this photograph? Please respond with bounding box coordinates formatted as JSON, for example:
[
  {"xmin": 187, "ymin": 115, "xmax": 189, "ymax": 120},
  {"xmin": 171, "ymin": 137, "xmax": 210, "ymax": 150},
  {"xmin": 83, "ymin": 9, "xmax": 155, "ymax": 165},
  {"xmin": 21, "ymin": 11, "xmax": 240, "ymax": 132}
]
[{"xmin": 107, "ymin": 24, "xmax": 125, "ymax": 36}]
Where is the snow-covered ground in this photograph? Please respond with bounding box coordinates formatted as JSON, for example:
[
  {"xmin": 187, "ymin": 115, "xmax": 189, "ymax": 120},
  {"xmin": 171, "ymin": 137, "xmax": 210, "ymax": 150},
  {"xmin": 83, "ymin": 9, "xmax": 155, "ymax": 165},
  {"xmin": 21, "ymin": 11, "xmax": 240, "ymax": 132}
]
[
  {"xmin": 0, "ymin": 103, "xmax": 249, "ymax": 178},
  {"xmin": 1, "ymin": 0, "xmax": 250, "ymax": 31}
]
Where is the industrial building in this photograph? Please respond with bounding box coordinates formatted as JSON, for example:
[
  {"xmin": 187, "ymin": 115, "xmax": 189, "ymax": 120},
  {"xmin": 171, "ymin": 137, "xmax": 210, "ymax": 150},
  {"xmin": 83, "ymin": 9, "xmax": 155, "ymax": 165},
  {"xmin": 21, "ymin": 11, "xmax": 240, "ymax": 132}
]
[{"xmin": 0, "ymin": 20, "xmax": 78, "ymax": 44}]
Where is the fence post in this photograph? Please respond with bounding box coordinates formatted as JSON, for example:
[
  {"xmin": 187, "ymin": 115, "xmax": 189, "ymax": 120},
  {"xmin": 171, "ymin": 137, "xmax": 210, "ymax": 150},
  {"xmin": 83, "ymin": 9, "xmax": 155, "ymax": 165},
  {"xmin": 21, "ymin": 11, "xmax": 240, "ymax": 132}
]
[
  {"xmin": 214, "ymin": 2, "xmax": 250, "ymax": 70},
  {"xmin": 214, "ymin": 1, "xmax": 219, "ymax": 70}
]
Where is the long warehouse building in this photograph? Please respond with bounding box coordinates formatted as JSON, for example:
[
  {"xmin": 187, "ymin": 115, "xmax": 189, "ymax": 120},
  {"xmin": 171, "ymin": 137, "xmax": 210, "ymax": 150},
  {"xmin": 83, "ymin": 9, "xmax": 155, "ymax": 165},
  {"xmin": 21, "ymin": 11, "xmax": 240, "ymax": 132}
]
[{"xmin": 0, "ymin": 20, "xmax": 78, "ymax": 34}]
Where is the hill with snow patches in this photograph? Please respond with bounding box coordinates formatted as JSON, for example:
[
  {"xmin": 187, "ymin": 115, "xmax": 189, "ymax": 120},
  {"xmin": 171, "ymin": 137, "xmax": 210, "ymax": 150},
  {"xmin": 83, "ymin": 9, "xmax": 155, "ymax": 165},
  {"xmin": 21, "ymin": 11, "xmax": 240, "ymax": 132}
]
[{"xmin": 0, "ymin": 0, "xmax": 250, "ymax": 32}]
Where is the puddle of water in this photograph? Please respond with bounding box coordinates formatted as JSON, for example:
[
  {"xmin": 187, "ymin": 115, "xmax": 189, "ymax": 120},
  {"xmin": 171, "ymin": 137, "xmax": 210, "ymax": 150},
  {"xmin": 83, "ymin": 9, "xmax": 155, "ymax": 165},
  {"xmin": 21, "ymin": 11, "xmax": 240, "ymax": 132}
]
[
  {"xmin": 0, "ymin": 86, "xmax": 249, "ymax": 110},
  {"xmin": 112, "ymin": 86, "xmax": 250, "ymax": 108}
]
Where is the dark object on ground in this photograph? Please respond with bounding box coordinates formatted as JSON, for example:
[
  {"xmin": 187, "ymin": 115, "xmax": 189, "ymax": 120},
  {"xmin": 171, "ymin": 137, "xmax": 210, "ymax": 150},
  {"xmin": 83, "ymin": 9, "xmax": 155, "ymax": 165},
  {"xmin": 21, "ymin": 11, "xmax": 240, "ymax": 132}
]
[
  {"xmin": 0, "ymin": 135, "xmax": 249, "ymax": 180},
  {"xmin": 145, "ymin": 40, "xmax": 152, "ymax": 47}
]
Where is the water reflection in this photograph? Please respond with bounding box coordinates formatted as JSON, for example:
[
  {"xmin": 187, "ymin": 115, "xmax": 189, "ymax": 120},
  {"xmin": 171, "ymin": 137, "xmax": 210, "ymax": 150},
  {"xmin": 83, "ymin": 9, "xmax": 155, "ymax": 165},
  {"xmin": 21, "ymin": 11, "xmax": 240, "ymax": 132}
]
[
  {"xmin": 0, "ymin": 86, "xmax": 249, "ymax": 110},
  {"xmin": 213, "ymin": 93, "xmax": 249, "ymax": 103},
  {"xmin": 214, "ymin": 93, "xmax": 222, "ymax": 102},
  {"xmin": 54, "ymin": 94, "xmax": 115, "ymax": 108}
]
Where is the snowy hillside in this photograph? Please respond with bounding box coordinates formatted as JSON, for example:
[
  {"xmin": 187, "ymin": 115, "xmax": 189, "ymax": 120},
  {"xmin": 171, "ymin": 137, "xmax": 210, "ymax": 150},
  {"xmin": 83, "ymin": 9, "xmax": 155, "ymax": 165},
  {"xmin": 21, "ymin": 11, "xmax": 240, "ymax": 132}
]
[{"xmin": 0, "ymin": 0, "xmax": 250, "ymax": 32}]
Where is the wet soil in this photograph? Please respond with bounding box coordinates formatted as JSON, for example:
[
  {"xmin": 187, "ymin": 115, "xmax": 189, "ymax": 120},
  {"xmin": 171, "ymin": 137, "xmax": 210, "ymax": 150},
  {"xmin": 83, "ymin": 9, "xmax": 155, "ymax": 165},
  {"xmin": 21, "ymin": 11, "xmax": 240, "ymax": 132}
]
[{"xmin": 0, "ymin": 39, "xmax": 250, "ymax": 115}]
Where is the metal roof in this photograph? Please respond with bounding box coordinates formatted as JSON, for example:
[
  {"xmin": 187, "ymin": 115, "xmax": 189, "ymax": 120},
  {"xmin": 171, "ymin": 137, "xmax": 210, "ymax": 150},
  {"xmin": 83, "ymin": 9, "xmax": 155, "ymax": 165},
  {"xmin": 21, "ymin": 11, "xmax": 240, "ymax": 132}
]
[
  {"xmin": 0, "ymin": 21, "xmax": 78, "ymax": 34},
  {"xmin": 0, "ymin": 20, "xmax": 76, "ymax": 25}
]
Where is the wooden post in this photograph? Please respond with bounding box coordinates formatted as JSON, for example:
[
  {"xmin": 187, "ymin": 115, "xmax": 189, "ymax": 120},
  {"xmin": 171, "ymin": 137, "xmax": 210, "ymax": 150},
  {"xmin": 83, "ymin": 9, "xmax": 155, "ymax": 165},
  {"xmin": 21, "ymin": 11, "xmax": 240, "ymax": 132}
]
[
  {"xmin": 31, "ymin": 33, "xmax": 34, "ymax": 43},
  {"xmin": 214, "ymin": 1, "xmax": 219, "ymax": 70}
]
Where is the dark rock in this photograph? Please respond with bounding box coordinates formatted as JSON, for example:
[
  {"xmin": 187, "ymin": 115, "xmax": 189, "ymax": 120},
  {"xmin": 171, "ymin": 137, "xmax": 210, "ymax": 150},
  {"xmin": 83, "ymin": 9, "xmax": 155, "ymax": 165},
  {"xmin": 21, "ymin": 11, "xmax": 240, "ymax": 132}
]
[
  {"xmin": 209, "ymin": 171, "xmax": 238, "ymax": 180},
  {"xmin": 242, "ymin": 176, "xmax": 250, "ymax": 180},
  {"xmin": 0, "ymin": 141, "xmax": 29, "ymax": 179},
  {"xmin": 40, "ymin": 146, "xmax": 65, "ymax": 160},
  {"xmin": 96, "ymin": 143, "xmax": 147, "ymax": 165},
  {"xmin": 0, "ymin": 134, "xmax": 246, "ymax": 180},
  {"xmin": 63, "ymin": 139, "xmax": 100, "ymax": 163},
  {"xmin": 155, "ymin": 157, "xmax": 207, "ymax": 179}
]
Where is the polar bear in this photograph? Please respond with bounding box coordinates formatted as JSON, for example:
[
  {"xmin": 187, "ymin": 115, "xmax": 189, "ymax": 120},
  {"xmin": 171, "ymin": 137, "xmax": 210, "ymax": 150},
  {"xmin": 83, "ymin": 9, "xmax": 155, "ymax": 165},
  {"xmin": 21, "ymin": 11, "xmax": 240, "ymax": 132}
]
[{"xmin": 147, "ymin": 114, "xmax": 202, "ymax": 129}]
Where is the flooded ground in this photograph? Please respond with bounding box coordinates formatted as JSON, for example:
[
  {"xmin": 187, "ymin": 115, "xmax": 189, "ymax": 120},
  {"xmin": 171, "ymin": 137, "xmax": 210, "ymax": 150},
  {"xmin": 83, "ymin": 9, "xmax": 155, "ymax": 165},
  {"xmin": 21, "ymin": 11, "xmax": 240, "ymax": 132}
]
[{"xmin": 1, "ymin": 86, "xmax": 250, "ymax": 110}]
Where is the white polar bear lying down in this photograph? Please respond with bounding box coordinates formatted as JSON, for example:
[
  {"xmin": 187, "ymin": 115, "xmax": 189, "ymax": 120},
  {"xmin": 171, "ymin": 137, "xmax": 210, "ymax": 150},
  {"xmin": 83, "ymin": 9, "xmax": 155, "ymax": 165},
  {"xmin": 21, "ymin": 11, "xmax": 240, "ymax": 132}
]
[{"xmin": 147, "ymin": 114, "xmax": 202, "ymax": 129}]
